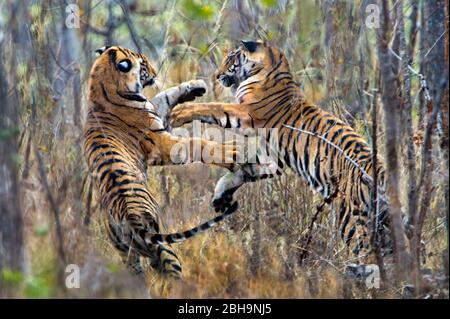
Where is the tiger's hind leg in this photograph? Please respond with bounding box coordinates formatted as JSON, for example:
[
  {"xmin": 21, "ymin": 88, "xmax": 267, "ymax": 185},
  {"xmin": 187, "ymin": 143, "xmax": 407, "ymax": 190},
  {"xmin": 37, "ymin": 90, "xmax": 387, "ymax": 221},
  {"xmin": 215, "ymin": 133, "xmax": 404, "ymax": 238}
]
[
  {"xmin": 120, "ymin": 249, "xmax": 144, "ymax": 276},
  {"xmin": 343, "ymin": 213, "xmax": 382, "ymax": 281},
  {"xmin": 154, "ymin": 244, "xmax": 183, "ymax": 279},
  {"xmin": 141, "ymin": 247, "xmax": 184, "ymax": 298},
  {"xmin": 125, "ymin": 243, "xmax": 182, "ymax": 279},
  {"xmin": 133, "ymin": 240, "xmax": 183, "ymax": 279},
  {"xmin": 108, "ymin": 213, "xmax": 183, "ymax": 280}
]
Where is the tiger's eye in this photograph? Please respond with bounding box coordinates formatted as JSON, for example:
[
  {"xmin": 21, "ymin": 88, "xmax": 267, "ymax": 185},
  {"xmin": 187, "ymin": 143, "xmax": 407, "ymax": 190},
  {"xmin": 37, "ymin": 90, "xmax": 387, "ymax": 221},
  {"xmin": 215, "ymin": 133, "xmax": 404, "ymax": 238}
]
[{"xmin": 117, "ymin": 59, "xmax": 132, "ymax": 72}]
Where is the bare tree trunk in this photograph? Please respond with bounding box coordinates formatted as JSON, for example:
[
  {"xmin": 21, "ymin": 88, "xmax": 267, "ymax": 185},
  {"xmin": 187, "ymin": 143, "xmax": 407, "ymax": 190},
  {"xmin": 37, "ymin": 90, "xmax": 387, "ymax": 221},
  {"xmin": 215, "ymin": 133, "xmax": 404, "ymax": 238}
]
[
  {"xmin": 397, "ymin": 1, "xmax": 418, "ymax": 234},
  {"xmin": 324, "ymin": 0, "xmax": 335, "ymax": 102},
  {"xmin": 369, "ymin": 89, "xmax": 387, "ymax": 286},
  {"xmin": 377, "ymin": 0, "xmax": 411, "ymax": 283},
  {"xmin": 0, "ymin": 28, "xmax": 25, "ymax": 298},
  {"xmin": 408, "ymin": 0, "xmax": 419, "ymax": 60},
  {"xmin": 414, "ymin": 74, "xmax": 448, "ymax": 294},
  {"xmin": 442, "ymin": 0, "xmax": 449, "ymax": 279},
  {"xmin": 416, "ymin": 0, "xmax": 449, "ymax": 284}
]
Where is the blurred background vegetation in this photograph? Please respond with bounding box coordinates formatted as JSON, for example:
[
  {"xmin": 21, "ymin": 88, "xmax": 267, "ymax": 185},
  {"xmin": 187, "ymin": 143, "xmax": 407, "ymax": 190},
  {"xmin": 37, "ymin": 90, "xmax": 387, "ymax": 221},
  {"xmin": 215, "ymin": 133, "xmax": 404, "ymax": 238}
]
[{"xmin": 0, "ymin": 0, "xmax": 448, "ymax": 298}]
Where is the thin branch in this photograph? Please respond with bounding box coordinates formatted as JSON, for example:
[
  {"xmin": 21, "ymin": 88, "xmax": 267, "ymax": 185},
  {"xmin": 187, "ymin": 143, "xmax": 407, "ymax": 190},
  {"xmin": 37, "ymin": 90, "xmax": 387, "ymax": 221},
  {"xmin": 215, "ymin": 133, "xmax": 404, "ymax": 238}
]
[
  {"xmin": 283, "ymin": 124, "xmax": 373, "ymax": 185},
  {"xmin": 299, "ymin": 176, "xmax": 339, "ymax": 264},
  {"xmin": 117, "ymin": 0, "xmax": 142, "ymax": 52},
  {"xmin": 424, "ymin": 30, "xmax": 447, "ymax": 58},
  {"xmin": 389, "ymin": 47, "xmax": 432, "ymax": 101}
]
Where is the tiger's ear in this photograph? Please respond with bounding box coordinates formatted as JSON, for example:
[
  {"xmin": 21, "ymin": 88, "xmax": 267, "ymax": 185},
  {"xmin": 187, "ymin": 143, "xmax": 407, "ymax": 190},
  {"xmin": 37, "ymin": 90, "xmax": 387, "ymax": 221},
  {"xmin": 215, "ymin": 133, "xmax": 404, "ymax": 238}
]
[
  {"xmin": 241, "ymin": 40, "xmax": 261, "ymax": 53},
  {"xmin": 95, "ymin": 46, "xmax": 111, "ymax": 56}
]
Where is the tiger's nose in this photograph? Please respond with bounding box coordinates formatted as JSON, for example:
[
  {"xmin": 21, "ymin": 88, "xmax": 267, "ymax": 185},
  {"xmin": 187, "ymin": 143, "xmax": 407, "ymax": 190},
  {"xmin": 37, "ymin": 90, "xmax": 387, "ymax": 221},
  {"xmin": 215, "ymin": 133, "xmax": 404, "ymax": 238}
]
[{"xmin": 135, "ymin": 82, "xmax": 143, "ymax": 92}]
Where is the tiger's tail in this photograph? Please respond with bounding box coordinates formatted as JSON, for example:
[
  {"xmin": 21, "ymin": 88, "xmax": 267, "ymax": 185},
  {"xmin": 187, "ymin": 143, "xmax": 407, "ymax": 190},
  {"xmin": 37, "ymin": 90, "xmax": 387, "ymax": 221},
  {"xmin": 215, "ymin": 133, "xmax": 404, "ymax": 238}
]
[
  {"xmin": 148, "ymin": 201, "xmax": 238, "ymax": 279},
  {"xmin": 146, "ymin": 201, "xmax": 238, "ymax": 245}
]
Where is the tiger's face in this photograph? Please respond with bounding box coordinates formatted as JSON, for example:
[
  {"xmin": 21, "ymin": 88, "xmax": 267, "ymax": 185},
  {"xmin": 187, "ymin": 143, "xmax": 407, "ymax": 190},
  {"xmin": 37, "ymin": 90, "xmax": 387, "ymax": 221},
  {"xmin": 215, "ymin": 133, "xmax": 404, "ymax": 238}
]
[
  {"xmin": 216, "ymin": 40, "xmax": 282, "ymax": 90},
  {"xmin": 90, "ymin": 46, "xmax": 157, "ymax": 104},
  {"xmin": 216, "ymin": 48, "xmax": 245, "ymax": 89}
]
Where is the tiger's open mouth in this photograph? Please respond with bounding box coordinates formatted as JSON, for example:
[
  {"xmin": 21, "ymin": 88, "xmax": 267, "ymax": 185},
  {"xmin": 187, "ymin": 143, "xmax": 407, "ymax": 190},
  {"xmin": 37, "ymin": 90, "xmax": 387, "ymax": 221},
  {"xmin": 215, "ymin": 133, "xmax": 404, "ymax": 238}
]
[
  {"xmin": 142, "ymin": 77, "xmax": 155, "ymax": 88},
  {"xmin": 218, "ymin": 74, "xmax": 234, "ymax": 87},
  {"xmin": 117, "ymin": 91, "xmax": 147, "ymax": 102}
]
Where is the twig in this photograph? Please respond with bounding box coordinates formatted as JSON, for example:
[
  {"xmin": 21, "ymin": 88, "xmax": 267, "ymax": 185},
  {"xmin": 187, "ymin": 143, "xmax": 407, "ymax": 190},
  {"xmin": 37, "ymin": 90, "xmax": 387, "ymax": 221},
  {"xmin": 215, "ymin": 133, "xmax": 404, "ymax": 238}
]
[
  {"xmin": 389, "ymin": 47, "xmax": 431, "ymax": 102},
  {"xmin": 117, "ymin": 0, "xmax": 142, "ymax": 52},
  {"xmin": 299, "ymin": 176, "xmax": 339, "ymax": 264},
  {"xmin": 36, "ymin": 148, "xmax": 67, "ymax": 264},
  {"xmin": 294, "ymin": 246, "xmax": 343, "ymax": 274},
  {"xmin": 424, "ymin": 30, "xmax": 447, "ymax": 58}
]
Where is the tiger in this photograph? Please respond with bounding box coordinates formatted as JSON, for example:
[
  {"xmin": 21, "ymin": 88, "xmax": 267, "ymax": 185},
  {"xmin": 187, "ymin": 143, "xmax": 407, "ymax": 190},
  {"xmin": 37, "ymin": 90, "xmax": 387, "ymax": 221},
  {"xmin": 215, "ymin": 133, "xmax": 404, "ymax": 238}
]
[
  {"xmin": 169, "ymin": 41, "xmax": 392, "ymax": 264},
  {"xmin": 84, "ymin": 45, "xmax": 241, "ymax": 279}
]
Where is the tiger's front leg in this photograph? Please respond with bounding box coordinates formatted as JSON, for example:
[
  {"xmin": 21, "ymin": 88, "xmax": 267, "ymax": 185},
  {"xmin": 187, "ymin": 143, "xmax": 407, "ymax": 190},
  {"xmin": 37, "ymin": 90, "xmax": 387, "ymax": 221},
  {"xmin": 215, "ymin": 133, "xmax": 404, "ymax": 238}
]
[
  {"xmin": 149, "ymin": 131, "xmax": 241, "ymax": 172},
  {"xmin": 170, "ymin": 102, "xmax": 253, "ymax": 129},
  {"xmin": 150, "ymin": 80, "xmax": 208, "ymax": 126}
]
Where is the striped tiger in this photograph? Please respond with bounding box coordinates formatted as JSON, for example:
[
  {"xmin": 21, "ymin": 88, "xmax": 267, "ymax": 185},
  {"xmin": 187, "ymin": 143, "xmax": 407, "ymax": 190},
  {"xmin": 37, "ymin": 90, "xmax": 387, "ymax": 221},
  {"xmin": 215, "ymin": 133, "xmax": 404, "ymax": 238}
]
[
  {"xmin": 84, "ymin": 46, "xmax": 240, "ymax": 279},
  {"xmin": 169, "ymin": 41, "xmax": 392, "ymax": 263}
]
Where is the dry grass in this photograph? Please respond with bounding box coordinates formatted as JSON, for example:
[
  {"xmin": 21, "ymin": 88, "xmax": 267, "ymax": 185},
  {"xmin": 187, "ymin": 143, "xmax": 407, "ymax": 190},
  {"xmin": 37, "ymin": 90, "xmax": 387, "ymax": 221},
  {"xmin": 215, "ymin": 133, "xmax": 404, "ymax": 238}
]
[{"xmin": 17, "ymin": 126, "xmax": 447, "ymax": 299}]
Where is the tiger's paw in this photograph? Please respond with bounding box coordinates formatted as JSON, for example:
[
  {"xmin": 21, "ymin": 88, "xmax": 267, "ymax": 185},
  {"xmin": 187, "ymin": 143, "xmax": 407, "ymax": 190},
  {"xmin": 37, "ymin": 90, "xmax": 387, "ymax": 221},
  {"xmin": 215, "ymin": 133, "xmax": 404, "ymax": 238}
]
[
  {"xmin": 212, "ymin": 186, "xmax": 239, "ymax": 213},
  {"xmin": 178, "ymin": 80, "xmax": 207, "ymax": 103},
  {"xmin": 344, "ymin": 263, "xmax": 379, "ymax": 281},
  {"xmin": 170, "ymin": 104, "xmax": 192, "ymax": 128}
]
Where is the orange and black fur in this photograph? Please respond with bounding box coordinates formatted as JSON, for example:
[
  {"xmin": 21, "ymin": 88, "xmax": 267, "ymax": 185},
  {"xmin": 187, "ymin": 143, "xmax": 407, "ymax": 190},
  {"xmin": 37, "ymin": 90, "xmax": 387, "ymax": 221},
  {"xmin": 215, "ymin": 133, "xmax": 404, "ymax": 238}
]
[
  {"xmin": 169, "ymin": 41, "xmax": 392, "ymax": 263},
  {"xmin": 84, "ymin": 46, "xmax": 239, "ymax": 279}
]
